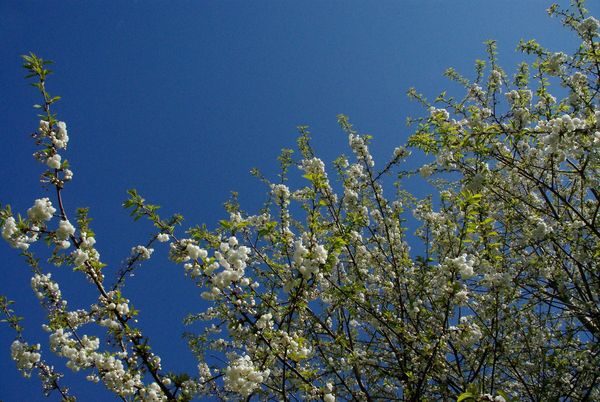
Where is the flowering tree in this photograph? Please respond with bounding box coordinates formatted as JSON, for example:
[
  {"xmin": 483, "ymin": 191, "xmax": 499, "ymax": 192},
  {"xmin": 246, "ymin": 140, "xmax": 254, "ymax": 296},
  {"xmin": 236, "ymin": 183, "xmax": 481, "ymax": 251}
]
[{"xmin": 2, "ymin": 2, "xmax": 599, "ymax": 401}]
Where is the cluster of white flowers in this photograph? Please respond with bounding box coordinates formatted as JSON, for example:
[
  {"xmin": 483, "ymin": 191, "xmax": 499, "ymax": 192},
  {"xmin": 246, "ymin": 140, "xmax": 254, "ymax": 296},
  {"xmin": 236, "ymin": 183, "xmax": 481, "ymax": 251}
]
[
  {"xmin": 63, "ymin": 168, "xmax": 73, "ymax": 181},
  {"xmin": 156, "ymin": 233, "xmax": 169, "ymax": 242},
  {"xmin": 211, "ymin": 237, "xmax": 251, "ymax": 289},
  {"xmin": 95, "ymin": 353, "xmax": 143, "ymax": 396},
  {"xmin": 98, "ymin": 316, "xmax": 121, "ymax": 331},
  {"xmin": 413, "ymin": 202, "xmax": 449, "ymax": 240},
  {"xmin": 348, "ymin": 133, "xmax": 374, "ymax": 167},
  {"xmin": 65, "ymin": 309, "xmax": 92, "ymax": 329},
  {"xmin": 505, "ymin": 89, "xmax": 532, "ymax": 106},
  {"xmin": 200, "ymin": 286, "xmax": 221, "ymax": 300},
  {"xmin": 503, "ymin": 90, "xmax": 531, "ymax": 126},
  {"xmin": 68, "ymin": 232, "xmax": 99, "ymax": 268},
  {"xmin": 490, "ymin": 69, "xmax": 502, "ymax": 87},
  {"xmin": 27, "ymin": 198, "xmax": 56, "ymax": 223},
  {"xmin": 2, "ymin": 217, "xmax": 36, "ymax": 250},
  {"xmin": 568, "ymin": 72, "xmax": 590, "ymax": 107},
  {"xmin": 255, "ymin": 313, "xmax": 273, "ymax": 330},
  {"xmin": 577, "ymin": 16, "xmax": 600, "ymax": 36},
  {"xmin": 170, "ymin": 238, "xmax": 209, "ymax": 278},
  {"xmin": 131, "ymin": 245, "xmax": 153, "ymax": 260},
  {"xmin": 170, "ymin": 363, "xmax": 209, "ymax": 398},
  {"xmin": 536, "ymin": 114, "xmax": 587, "ymax": 155},
  {"xmin": 435, "ymin": 149, "xmax": 456, "ymax": 169},
  {"xmin": 535, "ymin": 93, "xmax": 557, "ymax": 110},
  {"xmin": 139, "ymin": 382, "xmax": 166, "ymax": 402},
  {"xmin": 39, "ymin": 120, "xmax": 69, "ymax": 149},
  {"xmin": 196, "ymin": 362, "xmax": 213, "ymax": 387},
  {"xmin": 180, "ymin": 379, "xmax": 201, "ymax": 399},
  {"xmin": 301, "ymin": 157, "xmax": 327, "ymax": 177},
  {"xmin": 55, "ymin": 219, "xmax": 75, "ymax": 249},
  {"xmin": 594, "ymin": 110, "xmax": 600, "ymax": 129},
  {"xmin": 46, "ymin": 154, "xmax": 61, "ymax": 170},
  {"xmin": 324, "ymin": 393, "xmax": 336, "ymax": 402},
  {"xmin": 454, "ymin": 287, "xmax": 470, "ymax": 305},
  {"xmin": 49, "ymin": 327, "xmax": 143, "ymax": 395},
  {"xmin": 323, "ymin": 382, "xmax": 336, "ymax": 402},
  {"xmin": 467, "ymin": 84, "xmax": 485, "ymax": 99},
  {"xmin": 80, "ymin": 232, "xmax": 98, "ymax": 257},
  {"xmin": 570, "ymin": 71, "xmax": 588, "ymax": 91},
  {"xmin": 271, "ymin": 184, "xmax": 291, "ymax": 206},
  {"xmin": 56, "ymin": 220, "xmax": 75, "ymax": 239},
  {"xmin": 11, "ymin": 340, "xmax": 41, "ymax": 377},
  {"xmin": 186, "ymin": 243, "xmax": 208, "ymax": 260},
  {"xmin": 513, "ymin": 107, "xmax": 530, "ymax": 126},
  {"xmin": 193, "ymin": 237, "xmax": 251, "ymax": 296},
  {"xmin": 52, "ymin": 121, "xmax": 69, "ymax": 148},
  {"xmin": 271, "ymin": 330, "xmax": 312, "ymax": 361},
  {"xmin": 449, "ymin": 316, "xmax": 483, "ymax": 346},
  {"xmin": 49, "ymin": 329, "xmax": 99, "ymax": 371},
  {"xmin": 224, "ymin": 354, "xmax": 270, "ymax": 397},
  {"xmin": 393, "ymin": 146, "xmax": 410, "ymax": 161},
  {"xmin": 531, "ymin": 216, "xmax": 553, "ymax": 240},
  {"xmin": 72, "ymin": 249, "xmax": 89, "ymax": 266},
  {"xmin": 291, "ymin": 187, "xmax": 313, "ymax": 201},
  {"xmin": 445, "ymin": 254, "xmax": 475, "ymax": 278},
  {"xmin": 102, "ymin": 291, "xmax": 131, "ymax": 317},
  {"xmin": 343, "ymin": 163, "xmax": 365, "ymax": 207},
  {"xmin": 546, "ymin": 52, "xmax": 567, "ymax": 75},
  {"xmin": 39, "ymin": 120, "xmax": 49, "ymax": 132},
  {"xmin": 293, "ymin": 238, "xmax": 328, "ymax": 278},
  {"xmin": 31, "ymin": 273, "xmax": 63, "ymax": 304},
  {"xmin": 53, "ymin": 121, "xmax": 69, "ymax": 149}
]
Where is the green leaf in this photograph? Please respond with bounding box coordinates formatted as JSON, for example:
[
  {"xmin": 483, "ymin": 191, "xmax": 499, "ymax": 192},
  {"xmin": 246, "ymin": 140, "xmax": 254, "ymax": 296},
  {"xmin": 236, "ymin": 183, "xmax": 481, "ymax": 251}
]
[
  {"xmin": 219, "ymin": 220, "xmax": 232, "ymax": 230},
  {"xmin": 457, "ymin": 392, "xmax": 476, "ymax": 402}
]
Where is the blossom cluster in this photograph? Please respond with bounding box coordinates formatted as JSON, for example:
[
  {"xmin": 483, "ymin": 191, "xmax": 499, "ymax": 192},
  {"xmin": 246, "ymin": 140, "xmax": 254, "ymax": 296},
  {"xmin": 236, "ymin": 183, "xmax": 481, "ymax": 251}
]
[
  {"xmin": 292, "ymin": 238, "xmax": 328, "ymax": 278},
  {"xmin": 27, "ymin": 198, "xmax": 56, "ymax": 223},
  {"xmin": 131, "ymin": 245, "xmax": 153, "ymax": 260},
  {"xmin": 1, "ymin": 217, "xmax": 37, "ymax": 250},
  {"xmin": 223, "ymin": 354, "xmax": 270, "ymax": 397},
  {"xmin": 49, "ymin": 327, "xmax": 145, "ymax": 396},
  {"xmin": 11, "ymin": 340, "xmax": 41, "ymax": 377},
  {"xmin": 31, "ymin": 273, "xmax": 63, "ymax": 305}
]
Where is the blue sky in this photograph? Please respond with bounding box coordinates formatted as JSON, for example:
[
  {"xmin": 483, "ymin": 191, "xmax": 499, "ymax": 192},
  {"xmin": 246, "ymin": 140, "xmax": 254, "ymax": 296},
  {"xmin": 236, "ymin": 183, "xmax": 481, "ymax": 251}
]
[{"xmin": 1, "ymin": 1, "xmax": 598, "ymax": 400}]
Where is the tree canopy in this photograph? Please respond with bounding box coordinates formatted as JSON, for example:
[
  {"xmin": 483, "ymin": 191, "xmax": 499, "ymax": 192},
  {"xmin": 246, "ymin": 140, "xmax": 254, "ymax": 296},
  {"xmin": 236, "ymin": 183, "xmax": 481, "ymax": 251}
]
[{"xmin": 1, "ymin": 1, "xmax": 600, "ymax": 401}]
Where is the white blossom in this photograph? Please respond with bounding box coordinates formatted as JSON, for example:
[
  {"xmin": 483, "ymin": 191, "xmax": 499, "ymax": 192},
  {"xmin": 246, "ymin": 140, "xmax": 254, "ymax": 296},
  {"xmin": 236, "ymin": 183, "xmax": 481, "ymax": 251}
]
[
  {"xmin": 131, "ymin": 245, "xmax": 153, "ymax": 260},
  {"xmin": 2, "ymin": 217, "xmax": 33, "ymax": 250},
  {"xmin": 11, "ymin": 341, "xmax": 41, "ymax": 377},
  {"xmin": 31, "ymin": 273, "xmax": 62, "ymax": 302},
  {"xmin": 186, "ymin": 243, "xmax": 208, "ymax": 260},
  {"xmin": 72, "ymin": 249, "xmax": 89, "ymax": 266},
  {"xmin": 56, "ymin": 220, "xmax": 75, "ymax": 240},
  {"xmin": 46, "ymin": 154, "xmax": 61, "ymax": 169},
  {"xmin": 27, "ymin": 198, "xmax": 56, "ymax": 222},
  {"xmin": 446, "ymin": 254, "xmax": 475, "ymax": 278},
  {"xmin": 52, "ymin": 121, "xmax": 69, "ymax": 149},
  {"xmin": 578, "ymin": 16, "xmax": 600, "ymax": 35},
  {"xmin": 224, "ymin": 355, "xmax": 269, "ymax": 397},
  {"xmin": 63, "ymin": 169, "xmax": 73, "ymax": 181}
]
